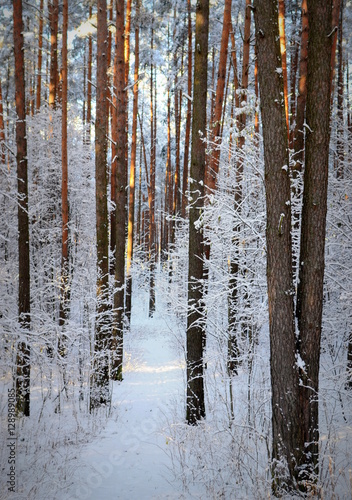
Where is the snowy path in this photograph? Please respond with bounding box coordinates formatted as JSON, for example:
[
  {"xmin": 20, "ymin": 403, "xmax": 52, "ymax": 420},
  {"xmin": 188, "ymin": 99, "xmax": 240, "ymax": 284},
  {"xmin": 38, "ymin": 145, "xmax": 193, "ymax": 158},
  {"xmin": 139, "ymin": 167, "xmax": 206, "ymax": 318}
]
[{"xmin": 71, "ymin": 301, "xmax": 185, "ymax": 500}]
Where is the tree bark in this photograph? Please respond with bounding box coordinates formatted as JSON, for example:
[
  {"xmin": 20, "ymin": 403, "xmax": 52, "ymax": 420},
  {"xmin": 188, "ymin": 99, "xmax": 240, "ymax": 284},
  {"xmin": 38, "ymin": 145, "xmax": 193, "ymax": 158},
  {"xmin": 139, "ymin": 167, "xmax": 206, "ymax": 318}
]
[
  {"xmin": 48, "ymin": 0, "xmax": 59, "ymax": 109},
  {"xmin": 90, "ymin": 0, "xmax": 110, "ymax": 409},
  {"xmin": 14, "ymin": 0, "xmax": 31, "ymax": 417},
  {"xmin": 295, "ymin": 0, "xmax": 333, "ymax": 483},
  {"xmin": 181, "ymin": 0, "xmax": 192, "ymax": 219},
  {"xmin": 206, "ymin": 0, "xmax": 232, "ymax": 194},
  {"xmin": 254, "ymin": 0, "xmax": 300, "ymax": 489},
  {"xmin": 149, "ymin": 13, "xmax": 156, "ymax": 317},
  {"xmin": 126, "ymin": 0, "xmax": 140, "ymax": 321},
  {"xmin": 58, "ymin": 0, "xmax": 69, "ymax": 357},
  {"xmin": 186, "ymin": 0, "xmax": 209, "ymax": 425},
  {"xmin": 111, "ymin": 0, "xmax": 127, "ymax": 381}
]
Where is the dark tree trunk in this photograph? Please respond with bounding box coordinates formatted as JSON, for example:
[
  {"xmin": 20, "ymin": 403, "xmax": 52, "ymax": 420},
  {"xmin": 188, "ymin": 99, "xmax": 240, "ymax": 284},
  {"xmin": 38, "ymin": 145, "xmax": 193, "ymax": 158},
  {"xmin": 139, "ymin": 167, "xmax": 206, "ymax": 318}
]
[
  {"xmin": 253, "ymin": 0, "xmax": 300, "ymax": 490},
  {"xmin": 58, "ymin": 0, "xmax": 69, "ymax": 357},
  {"xmin": 295, "ymin": 0, "xmax": 333, "ymax": 483},
  {"xmin": 181, "ymin": 0, "xmax": 192, "ymax": 219},
  {"xmin": 111, "ymin": 0, "xmax": 127, "ymax": 381},
  {"xmin": 14, "ymin": 0, "xmax": 31, "ymax": 417},
  {"xmin": 186, "ymin": 0, "xmax": 209, "ymax": 426},
  {"xmin": 90, "ymin": 0, "xmax": 110, "ymax": 409},
  {"xmin": 149, "ymin": 15, "xmax": 156, "ymax": 317}
]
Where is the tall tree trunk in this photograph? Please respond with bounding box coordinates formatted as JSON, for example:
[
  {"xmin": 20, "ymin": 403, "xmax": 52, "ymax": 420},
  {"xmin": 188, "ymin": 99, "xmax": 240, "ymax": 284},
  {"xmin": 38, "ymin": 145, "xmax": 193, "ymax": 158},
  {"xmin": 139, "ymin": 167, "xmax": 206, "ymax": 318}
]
[
  {"xmin": 206, "ymin": 0, "xmax": 232, "ymax": 194},
  {"xmin": 14, "ymin": 0, "xmax": 31, "ymax": 417},
  {"xmin": 90, "ymin": 0, "xmax": 110, "ymax": 409},
  {"xmin": 58, "ymin": 0, "xmax": 69, "ymax": 357},
  {"xmin": 295, "ymin": 0, "xmax": 333, "ymax": 484},
  {"xmin": 126, "ymin": 0, "xmax": 140, "ymax": 321},
  {"xmin": 36, "ymin": 0, "xmax": 43, "ymax": 112},
  {"xmin": 111, "ymin": 0, "xmax": 127, "ymax": 381},
  {"xmin": 186, "ymin": 0, "xmax": 209, "ymax": 425},
  {"xmin": 253, "ymin": 0, "xmax": 300, "ymax": 490},
  {"xmin": 48, "ymin": 0, "xmax": 59, "ymax": 109},
  {"xmin": 181, "ymin": 0, "xmax": 192, "ymax": 219},
  {"xmin": 149, "ymin": 12, "xmax": 156, "ymax": 317}
]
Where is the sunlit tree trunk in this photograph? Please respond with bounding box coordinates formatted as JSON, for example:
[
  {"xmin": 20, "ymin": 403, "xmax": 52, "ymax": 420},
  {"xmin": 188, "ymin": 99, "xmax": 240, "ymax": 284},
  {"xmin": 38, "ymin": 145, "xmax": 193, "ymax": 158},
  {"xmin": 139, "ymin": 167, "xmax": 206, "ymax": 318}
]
[
  {"xmin": 48, "ymin": 0, "xmax": 59, "ymax": 109},
  {"xmin": 58, "ymin": 0, "xmax": 69, "ymax": 357},
  {"xmin": 126, "ymin": 0, "xmax": 140, "ymax": 321},
  {"xmin": 186, "ymin": 0, "xmax": 209, "ymax": 425},
  {"xmin": 206, "ymin": 0, "xmax": 231, "ymax": 195},
  {"xmin": 14, "ymin": 0, "xmax": 31, "ymax": 417},
  {"xmin": 295, "ymin": 0, "xmax": 333, "ymax": 484},
  {"xmin": 90, "ymin": 0, "xmax": 110, "ymax": 409}
]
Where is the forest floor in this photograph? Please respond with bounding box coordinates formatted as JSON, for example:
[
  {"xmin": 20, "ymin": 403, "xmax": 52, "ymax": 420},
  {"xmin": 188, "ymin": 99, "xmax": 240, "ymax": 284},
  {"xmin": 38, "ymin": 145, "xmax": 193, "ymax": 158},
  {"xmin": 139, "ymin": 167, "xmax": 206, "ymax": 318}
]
[
  {"xmin": 1, "ymin": 283, "xmax": 352, "ymax": 499},
  {"xmin": 67, "ymin": 293, "xmax": 187, "ymax": 500}
]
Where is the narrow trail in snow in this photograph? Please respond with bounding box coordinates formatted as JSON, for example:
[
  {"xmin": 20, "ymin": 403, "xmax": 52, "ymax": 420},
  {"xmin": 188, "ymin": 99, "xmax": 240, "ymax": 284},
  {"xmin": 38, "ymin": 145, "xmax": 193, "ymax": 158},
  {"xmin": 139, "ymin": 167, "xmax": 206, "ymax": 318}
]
[{"xmin": 71, "ymin": 296, "xmax": 185, "ymax": 500}]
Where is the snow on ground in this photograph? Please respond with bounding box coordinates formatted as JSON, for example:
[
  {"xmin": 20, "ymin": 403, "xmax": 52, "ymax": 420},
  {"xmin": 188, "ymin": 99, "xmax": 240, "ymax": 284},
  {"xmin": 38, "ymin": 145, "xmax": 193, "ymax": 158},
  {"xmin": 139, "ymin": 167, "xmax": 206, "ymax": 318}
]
[{"xmin": 67, "ymin": 298, "xmax": 186, "ymax": 500}]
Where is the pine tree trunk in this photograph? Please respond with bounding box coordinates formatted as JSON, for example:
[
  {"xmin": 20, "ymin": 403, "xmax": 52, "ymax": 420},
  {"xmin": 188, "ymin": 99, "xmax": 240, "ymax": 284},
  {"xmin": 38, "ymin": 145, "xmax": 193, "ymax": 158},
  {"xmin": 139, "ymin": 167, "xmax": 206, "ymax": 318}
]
[
  {"xmin": 14, "ymin": 0, "xmax": 31, "ymax": 417},
  {"xmin": 111, "ymin": 0, "xmax": 127, "ymax": 381},
  {"xmin": 48, "ymin": 0, "xmax": 59, "ymax": 109},
  {"xmin": 254, "ymin": 0, "xmax": 300, "ymax": 489},
  {"xmin": 295, "ymin": 0, "xmax": 333, "ymax": 483},
  {"xmin": 90, "ymin": 0, "xmax": 110, "ymax": 409},
  {"xmin": 149, "ymin": 15, "xmax": 156, "ymax": 317},
  {"xmin": 58, "ymin": 0, "xmax": 69, "ymax": 357},
  {"xmin": 186, "ymin": 0, "xmax": 209, "ymax": 425},
  {"xmin": 206, "ymin": 0, "xmax": 232, "ymax": 194},
  {"xmin": 126, "ymin": 0, "xmax": 140, "ymax": 321},
  {"xmin": 181, "ymin": 0, "xmax": 192, "ymax": 219}
]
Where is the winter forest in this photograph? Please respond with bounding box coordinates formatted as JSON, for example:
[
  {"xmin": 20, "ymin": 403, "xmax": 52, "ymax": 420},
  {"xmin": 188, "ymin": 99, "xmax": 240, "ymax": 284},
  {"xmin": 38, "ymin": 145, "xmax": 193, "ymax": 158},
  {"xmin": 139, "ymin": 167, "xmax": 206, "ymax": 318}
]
[{"xmin": 1, "ymin": 0, "xmax": 352, "ymax": 498}]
